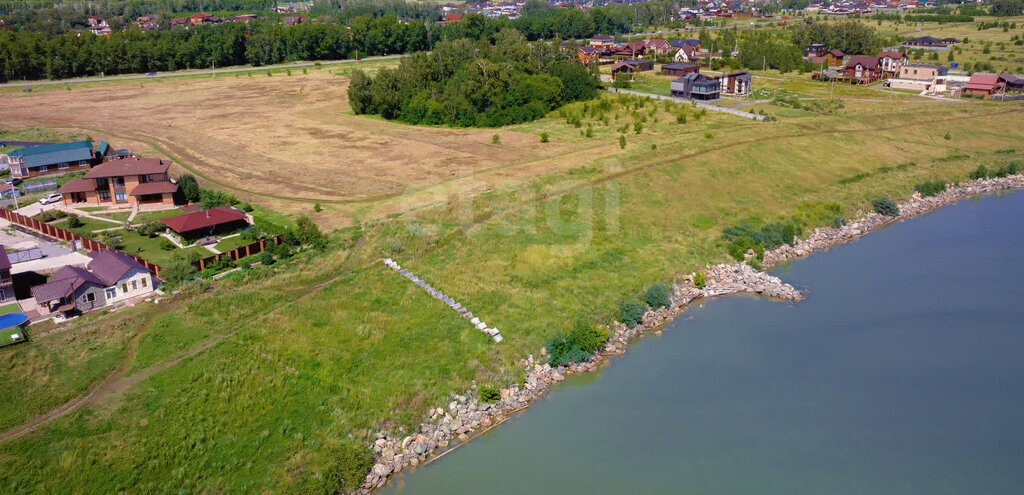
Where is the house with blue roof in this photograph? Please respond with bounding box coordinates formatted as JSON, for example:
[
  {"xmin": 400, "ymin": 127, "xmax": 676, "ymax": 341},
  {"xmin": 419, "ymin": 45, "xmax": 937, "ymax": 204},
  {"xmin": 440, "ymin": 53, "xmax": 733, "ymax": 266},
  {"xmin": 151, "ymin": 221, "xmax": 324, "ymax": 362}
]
[{"xmin": 2, "ymin": 140, "xmax": 95, "ymax": 179}]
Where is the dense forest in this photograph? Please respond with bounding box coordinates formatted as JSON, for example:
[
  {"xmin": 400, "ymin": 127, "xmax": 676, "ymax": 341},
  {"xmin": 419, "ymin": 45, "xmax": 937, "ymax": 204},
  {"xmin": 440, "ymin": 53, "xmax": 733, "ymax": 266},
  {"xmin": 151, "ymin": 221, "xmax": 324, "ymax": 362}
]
[
  {"xmin": 347, "ymin": 29, "xmax": 599, "ymax": 127},
  {"xmin": 0, "ymin": 0, "xmax": 692, "ymax": 81},
  {"xmin": 789, "ymin": 20, "xmax": 894, "ymax": 56}
]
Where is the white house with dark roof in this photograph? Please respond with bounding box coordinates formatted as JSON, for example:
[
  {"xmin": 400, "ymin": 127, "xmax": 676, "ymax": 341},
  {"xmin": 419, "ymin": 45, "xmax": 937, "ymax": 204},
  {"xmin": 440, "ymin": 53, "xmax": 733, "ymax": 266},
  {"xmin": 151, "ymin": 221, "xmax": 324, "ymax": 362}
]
[{"xmin": 31, "ymin": 251, "xmax": 155, "ymax": 316}]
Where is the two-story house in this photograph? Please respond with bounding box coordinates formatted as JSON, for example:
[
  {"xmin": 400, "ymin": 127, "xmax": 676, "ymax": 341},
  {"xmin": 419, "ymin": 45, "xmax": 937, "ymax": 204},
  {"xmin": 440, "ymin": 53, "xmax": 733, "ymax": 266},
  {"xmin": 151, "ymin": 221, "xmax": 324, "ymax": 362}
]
[
  {"xmin": 31, "ymin": 250, "xmax": 156, "ymax": 317},
  {"xmin": 877, "ymin": 51, "xmax": 909, "ymax": 77},
  {"xmin": 2, "ymin": 141, "xmax": 94, "ymax": 179},
  {"xmin": 889, "ymin": 64, "xmax": 948, "ymax": 93},
  {"xmin": 670, "ymin": 73, "xmax": 721, "ymax": 101},
  {"xmin": 843, "ymin": 56, "xmax": 882, "ymax": 81},
  {"xmin": 57, "ymin": 157, "xmax": 178, "ymax": 206}
]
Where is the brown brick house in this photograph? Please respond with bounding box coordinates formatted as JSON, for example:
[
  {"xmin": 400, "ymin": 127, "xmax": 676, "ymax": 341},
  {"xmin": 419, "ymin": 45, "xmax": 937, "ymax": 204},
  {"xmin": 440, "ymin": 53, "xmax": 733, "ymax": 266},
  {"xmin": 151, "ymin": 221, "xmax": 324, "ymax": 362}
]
[
  {"xmin": 843, "ymin": 56, "xmax": 882, "ymax": 81},
  {"xmin": 57, "ymin": 157, "xmax": 178, "ymax": 206}
]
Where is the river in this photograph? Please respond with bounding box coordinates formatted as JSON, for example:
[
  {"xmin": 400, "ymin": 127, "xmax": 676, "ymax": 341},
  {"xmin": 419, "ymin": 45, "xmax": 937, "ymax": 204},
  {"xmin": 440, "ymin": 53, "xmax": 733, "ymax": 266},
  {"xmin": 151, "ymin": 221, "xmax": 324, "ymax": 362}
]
[{"xmin": 380, "ymin": 190, "xmax": 1024, "ymax": 495}]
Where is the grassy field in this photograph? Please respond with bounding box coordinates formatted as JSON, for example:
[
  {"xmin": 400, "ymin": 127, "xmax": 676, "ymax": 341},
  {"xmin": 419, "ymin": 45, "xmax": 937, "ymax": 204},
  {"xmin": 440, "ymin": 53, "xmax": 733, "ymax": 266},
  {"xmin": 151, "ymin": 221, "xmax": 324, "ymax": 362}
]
[
  {"xmin": 867, "ymin": 15, "xmax": 1024, "ymax": 74},
  {"xmin": 0, "ymin": 33, "xmax": 1022, "ymax": 493}
]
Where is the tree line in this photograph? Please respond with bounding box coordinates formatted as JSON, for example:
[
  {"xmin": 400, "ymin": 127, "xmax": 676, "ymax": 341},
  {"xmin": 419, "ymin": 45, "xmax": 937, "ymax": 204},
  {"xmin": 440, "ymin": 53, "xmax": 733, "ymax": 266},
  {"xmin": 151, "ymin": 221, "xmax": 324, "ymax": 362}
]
[
  {"xmin": 0, "ymin": 0, "xmax": 692, "ymax": 82},
  {"xmin": 0, "ymin": 16, "xmax": 433, "ymax": 81},
  {"xmin": 789, "ymin": 20, "xmax": 892, "ymax": 55},
  {"xmin": 0, "ymin": 0, "xmax": 274, "ymax": 33},
  {"xmin": 347, "ymin": 29, "xmax": 599, "ymax": 128}
]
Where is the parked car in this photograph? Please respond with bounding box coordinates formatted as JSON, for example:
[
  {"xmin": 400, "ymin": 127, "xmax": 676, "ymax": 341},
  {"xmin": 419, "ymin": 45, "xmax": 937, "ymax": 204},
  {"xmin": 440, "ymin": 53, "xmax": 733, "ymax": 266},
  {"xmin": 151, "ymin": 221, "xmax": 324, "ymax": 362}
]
[
  {"xmin": 39, "ymin": 193, "xmax": 62, "ymax": 205},
  {"xmin": 6, "ymin": 178, "xmax": 22, "ymax": 186}
]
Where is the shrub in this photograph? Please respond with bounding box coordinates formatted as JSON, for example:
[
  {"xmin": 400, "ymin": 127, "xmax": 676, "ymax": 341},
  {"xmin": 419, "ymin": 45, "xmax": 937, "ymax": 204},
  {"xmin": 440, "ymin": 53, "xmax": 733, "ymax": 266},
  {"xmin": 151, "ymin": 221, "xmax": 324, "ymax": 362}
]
[
  {"xmin": 159, "ymin": 238, "xmax": 176, "ymax": 251},
  {"xmin": 539, "ymin": 132, "xmax": 549, "ymax": 143},
  {"xmin": 478, "ymin": 384, "xmax": 501, "ymax": 403},
  {"xmin": 722, "ymin": 221, "xmax": 802, "ymax": 261},
  {"xmin": 584, "ymin": 125, "xmax": 594, "ymax": 138},
  {"xmin": 993, "ymin": 161, "xmax": 1021, "ymax": 177},
  {"xmin": 65, "ymin": 214, "xmax": 83, "ymax": 228},
  {"xmin": 619, "ymin": 135, "xmax": 626, "ymax": 149},
  {"xmin": 832, "ymin": 216, "xmax": 845, "ymax": 229},
  {"xmin": 969, "ymin": 164, "xmax": 990, "ymax": 180},
  {"xmin": 137, "ymin": 222, "xmax": 162, "ymax": 237},
  {"xmin": 676, "ymin": 113, "xmax": 687, "ymax": 124},
  {"xmin": 644, "ymin": 283, "xmax": 671, "ymax": 309},
  {"xmin": 314, "ymin": 202, "xmax": 322, "ymax": 213},
  {"xmin": 36, "ymin": 209, "xmax": 69, "ymax": 222},
  {"xmin": 259, "ymin": 251, "xmax": 275, "ymax": 266},
  {"xmin": 693, "ymin": 271, "xmax": 707, "ymax": 289},
  {"xmin": 704, "ymin": 132, "xmax": 714, "ymax": 139},
  {"xmin": 491, "ymin": 133, "xmax": 501, "ymax": 144},
  {"xmin": 943, "ymin": 132, "xmax": 951, "ymax": 140},
  {"xmin": 915, "ymin": 180, "xmax": 946, "ymax": 197},
  {"xmin": 872, "ymin": 197, "xmax": 899, "ymax": 216},
  {"xmin": 633, "ymin": 121, "xmax": 643, "ymax": 134},
  {"xmin": 618, "ymin": 300, "xmax": 644, "ymax": 328},
  {"xmin": 546, "ymin": 320, "xmax": 610, "ymax": 366}
]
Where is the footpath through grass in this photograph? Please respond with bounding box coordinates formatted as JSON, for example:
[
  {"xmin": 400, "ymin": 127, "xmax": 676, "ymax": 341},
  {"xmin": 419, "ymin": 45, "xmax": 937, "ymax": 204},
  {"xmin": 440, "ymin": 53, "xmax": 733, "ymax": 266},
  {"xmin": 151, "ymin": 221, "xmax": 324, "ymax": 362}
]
[{"xmin": 0, "ymin": 94, "xmax": 1021, "ymax": 492}]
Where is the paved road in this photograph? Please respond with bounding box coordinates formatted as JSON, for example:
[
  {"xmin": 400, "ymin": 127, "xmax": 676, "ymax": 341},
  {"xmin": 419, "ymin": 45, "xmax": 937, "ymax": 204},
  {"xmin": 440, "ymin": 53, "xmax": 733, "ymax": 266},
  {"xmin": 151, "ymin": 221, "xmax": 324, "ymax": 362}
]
[{"xmin": 0, "ymin": 54, "xmax": 410, "ymax": 88}]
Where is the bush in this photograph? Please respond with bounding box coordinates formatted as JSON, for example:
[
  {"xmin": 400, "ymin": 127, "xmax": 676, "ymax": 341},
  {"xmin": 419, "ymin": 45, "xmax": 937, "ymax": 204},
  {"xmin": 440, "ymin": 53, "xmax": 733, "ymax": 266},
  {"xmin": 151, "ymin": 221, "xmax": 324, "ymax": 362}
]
[
  {"xmin": 546, "ymin": 320, "xmax": 610, "ymax": 366},
  {"xmin": 722, "ymin": 221, "xmax": 802, "ymax": 261},
  {"xmin": 539, "ymin": 132, "xmax": 549, "ymax": 143},
  {"xmin": 915, "ymin": 179, "xmax": 947, "ymax": 197},
  {"xmin": 491, "ymin": 133, "xmax": 501, "ymax": 144},
  {"xmin": 644, "ymin": 283, "xmax": 671, "ymax": 309},
  {"xmin": 872, "ymin": 197, "xmax": 899, "ymax": 216},
  {"xmin": 136, "ymin": 222, "xmax": 162, "ymax": 237},
  {"xmin": 478, "ymin": 384, "xmax": 501, "ymax": 403},
  {"xmin": 159, "ymin": 238, "xmax": 176, "ymax": 251},
  {"xmin": 259, "ymin": 251, "xmax": 275, "ymax": 266},
  {"xmin": 969, "ymin": 164, "xmax": 989, "ymax": 180},
  {"xmin": 65, "ymin": 214, "xmax": 83, "ymax": 228},
  {"xmin": 676, "ymin": 113, "xmax": 687, "ymax": 124},
  {"xmin": 693, "ymin": 271, "xmax": 707, "ymax": 289},
  {"xmin": 618, "ymin": 300, "xmax": 644, "ymax": 328},
  {"xmin": 993, "ymin": 161, "xmax": 1021, "ymax": 178},
  {"xmin": 619, "ymin": 135, "xmax": 626, "ymax": 149},
  {"xmin": 162, "ymin": 257, "xmax": 198, "ymax": 285},
  {"xmin": 313, "ymin": 202, "xmax": 322, "ymax": 213},
  {"xmin": 36, "ymin": 209, "xmax": 69, "ymax": 222}
]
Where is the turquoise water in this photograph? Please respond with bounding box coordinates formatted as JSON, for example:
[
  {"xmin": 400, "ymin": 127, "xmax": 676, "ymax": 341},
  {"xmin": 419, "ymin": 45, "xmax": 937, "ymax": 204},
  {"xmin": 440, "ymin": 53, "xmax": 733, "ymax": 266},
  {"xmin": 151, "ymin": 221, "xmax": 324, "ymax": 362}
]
[{"xmin": 381, "ymin": 191, "xmax": 1024, "ymax": 495}]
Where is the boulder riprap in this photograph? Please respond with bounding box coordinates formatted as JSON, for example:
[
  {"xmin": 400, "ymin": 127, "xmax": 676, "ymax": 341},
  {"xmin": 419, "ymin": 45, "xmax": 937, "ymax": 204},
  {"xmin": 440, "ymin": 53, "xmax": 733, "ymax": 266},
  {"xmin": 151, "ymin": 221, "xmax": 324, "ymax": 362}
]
[{"xmin": 359, "ymin": 174, "xmax": 1024, "ymax": 494}]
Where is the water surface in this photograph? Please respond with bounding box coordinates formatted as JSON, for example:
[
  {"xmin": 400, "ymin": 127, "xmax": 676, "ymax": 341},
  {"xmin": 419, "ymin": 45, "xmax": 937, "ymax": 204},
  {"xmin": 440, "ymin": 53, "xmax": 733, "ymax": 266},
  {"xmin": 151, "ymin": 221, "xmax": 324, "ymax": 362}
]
[{"xmin": 382, "ymin": 191, "xmax": 1024, "ymax": 495}]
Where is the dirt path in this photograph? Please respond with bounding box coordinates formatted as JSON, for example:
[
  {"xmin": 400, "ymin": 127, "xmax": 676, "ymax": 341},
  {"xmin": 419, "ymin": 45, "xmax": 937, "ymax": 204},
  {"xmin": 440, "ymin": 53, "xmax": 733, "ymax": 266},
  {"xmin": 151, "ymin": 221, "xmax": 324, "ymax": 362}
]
[{"xmin": 0, "ymin": 236, "xmax": 365, "ymax": 444}]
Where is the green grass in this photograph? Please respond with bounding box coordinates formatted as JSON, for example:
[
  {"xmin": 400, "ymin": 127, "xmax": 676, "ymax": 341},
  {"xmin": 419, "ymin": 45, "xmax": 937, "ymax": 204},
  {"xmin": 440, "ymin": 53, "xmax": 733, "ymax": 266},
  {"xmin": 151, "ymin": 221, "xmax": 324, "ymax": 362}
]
[
  {"xmin": 76, "ymin": 206, "xmax": 110, "ymax": 212},
  {"xmin": 60, "ymin": 216, "xmax": 121, "ymax": 236},
  {"xmin": 110, "ymin": 230, "xmax": 212, "ymax": 266},
  {"xmin": 93, "ymin": 210, "xmax": 132, "ymax": 222},
  {"xmin": 0, "ymin": 303, "xmax": 21, "ymax": 316},
  {"xmin": 131, "ymin": 208, "xmax": 185, "ymax": 225},
  {"xmin": 1, "ymin": 89, "xmax": 1022, "ymax": 492},
  {"xmin": 213, "ymin": 235, "xmax": 251, "ymax": 253}
]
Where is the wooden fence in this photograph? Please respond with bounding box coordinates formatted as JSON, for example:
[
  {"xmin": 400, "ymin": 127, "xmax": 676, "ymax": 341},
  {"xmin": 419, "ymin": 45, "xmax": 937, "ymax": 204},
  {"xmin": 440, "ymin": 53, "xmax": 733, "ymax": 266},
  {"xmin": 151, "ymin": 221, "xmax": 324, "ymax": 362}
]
[
  {"xmin": 0, "ymin": 208, "xmax": 162, "ymax": 278},
  {"xmin": 191, "ymin": 236, "xmax": 281, "ymax": 271}
]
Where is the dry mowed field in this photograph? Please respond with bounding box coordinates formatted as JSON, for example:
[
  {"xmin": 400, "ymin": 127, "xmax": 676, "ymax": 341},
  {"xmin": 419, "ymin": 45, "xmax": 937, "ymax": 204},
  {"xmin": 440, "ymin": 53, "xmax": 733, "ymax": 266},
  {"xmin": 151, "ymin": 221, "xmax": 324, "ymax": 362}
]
[{"xmin": 1, "ymin": 69, "xmax": 602, "ymax": 228}]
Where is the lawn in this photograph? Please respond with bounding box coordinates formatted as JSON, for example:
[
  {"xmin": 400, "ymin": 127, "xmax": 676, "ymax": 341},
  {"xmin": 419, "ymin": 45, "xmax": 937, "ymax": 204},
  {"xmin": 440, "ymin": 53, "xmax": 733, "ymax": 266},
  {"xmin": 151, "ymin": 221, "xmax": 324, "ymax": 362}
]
[
  {"xmin": 111, "ymin": 230, "xmax": 212, "ymax": 266},
  {"xmin": 0, "ymin": 51, "xmax": 1022, "ymax": 494},
  {"xmin": 213, "ymin": 235, "xmax": 251, "ymax": 252},
  {"xmin": 60, "ymin": 216, "xmax": 121, "ymax": 236},
  {"xmin": 131, "ymin": 208, "xmax": 185, "ymax": 225},
  {"xmin": 93, "ymin": 210, "xmax": 132, "ymax": 222},
  {"xmin": 0, "ymin": 303, "xmax": 21, "ymax": 316},
  {"xmin": 76, "ymin": 206, "xmax": 110, "ymax": 212}
]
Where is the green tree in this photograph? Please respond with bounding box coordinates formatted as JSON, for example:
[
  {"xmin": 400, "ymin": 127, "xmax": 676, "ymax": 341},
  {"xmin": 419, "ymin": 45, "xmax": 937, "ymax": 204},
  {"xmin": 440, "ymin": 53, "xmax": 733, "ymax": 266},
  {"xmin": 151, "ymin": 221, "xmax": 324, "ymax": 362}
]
[{"xmin": 177, "ymin": 174, "xmax": 201, "ymax": 204}]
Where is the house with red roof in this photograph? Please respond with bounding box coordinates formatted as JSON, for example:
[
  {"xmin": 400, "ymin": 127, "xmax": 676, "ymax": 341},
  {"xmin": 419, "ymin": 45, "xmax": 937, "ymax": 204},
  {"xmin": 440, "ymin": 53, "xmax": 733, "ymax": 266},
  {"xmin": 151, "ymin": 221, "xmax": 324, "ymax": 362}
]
[
  {"xmin": 963, "ymin": 74, "xmax": 1006, "ymax": 98},
  {"xmin": 843, "ymin": 56, "xmax": 882, "ymax": 82},
  {"xmin": 57, "ymin": 157, "xmax": 178, "ymax": 207},
  {"xmin": 161, "ymin": 206, "xmax": 250, "ymax": 239},
  {"xmin": 31, "ymin": 250, "xmax": 155, "ymax": 316}
]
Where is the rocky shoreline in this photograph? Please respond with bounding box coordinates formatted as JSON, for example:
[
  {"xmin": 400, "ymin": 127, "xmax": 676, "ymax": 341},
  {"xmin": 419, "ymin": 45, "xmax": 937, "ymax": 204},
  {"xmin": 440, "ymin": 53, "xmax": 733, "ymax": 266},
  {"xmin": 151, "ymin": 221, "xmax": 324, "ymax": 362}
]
[{"xmin": 358, "ymin": 174, "xmax": 1024, "ymax": 493}]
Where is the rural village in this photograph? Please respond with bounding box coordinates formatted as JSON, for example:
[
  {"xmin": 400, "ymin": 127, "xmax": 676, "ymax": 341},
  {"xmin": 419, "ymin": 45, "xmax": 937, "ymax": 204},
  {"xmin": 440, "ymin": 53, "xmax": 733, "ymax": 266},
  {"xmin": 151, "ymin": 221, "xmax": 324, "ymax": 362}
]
[{"xmin": 0, "ymin": 0, "xmax": 1023, "ymax": 493}]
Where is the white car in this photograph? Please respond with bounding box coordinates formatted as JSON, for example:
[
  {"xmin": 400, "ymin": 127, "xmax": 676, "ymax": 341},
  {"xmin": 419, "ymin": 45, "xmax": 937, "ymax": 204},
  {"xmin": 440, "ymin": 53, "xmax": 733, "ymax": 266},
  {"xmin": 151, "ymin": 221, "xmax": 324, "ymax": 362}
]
[{"xmin": 39, "ymin": 193, "xmax": 62, "ymax": 205}]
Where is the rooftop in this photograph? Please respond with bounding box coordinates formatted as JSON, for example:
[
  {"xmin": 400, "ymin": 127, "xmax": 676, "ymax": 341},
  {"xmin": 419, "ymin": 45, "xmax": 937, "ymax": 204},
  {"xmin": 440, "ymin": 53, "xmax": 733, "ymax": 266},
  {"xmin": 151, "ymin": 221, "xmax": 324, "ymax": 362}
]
[
  {"xmin": 84, "ymin": 157, "xmax": 169, "ymax": 178},
  {"xmin": 161, "ymin": 206, "xmax": 248, "ymax": 234}
]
